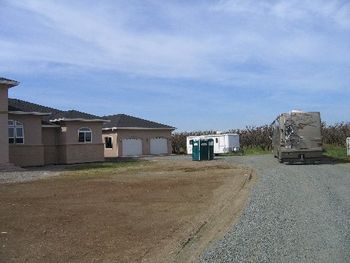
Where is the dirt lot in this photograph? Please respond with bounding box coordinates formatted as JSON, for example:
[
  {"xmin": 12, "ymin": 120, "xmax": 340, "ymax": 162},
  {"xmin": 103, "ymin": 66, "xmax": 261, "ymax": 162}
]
[{"xmin": 0, "ymin": 159, "xmax": 254, "ymax": 263}]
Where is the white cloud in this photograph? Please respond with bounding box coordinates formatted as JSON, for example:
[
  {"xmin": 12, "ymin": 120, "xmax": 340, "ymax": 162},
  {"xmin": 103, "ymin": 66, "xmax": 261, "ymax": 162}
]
[
  {"xmin": 334, "ymin": 2, "xmax": 350, "ymax": 28},
  {"xmin": 1, "ymin": 0, "xmax": 350, "ymax": 93},
  {"xmin": 214, "ymin": 0, "xmax": 350, "ymax": 29}
]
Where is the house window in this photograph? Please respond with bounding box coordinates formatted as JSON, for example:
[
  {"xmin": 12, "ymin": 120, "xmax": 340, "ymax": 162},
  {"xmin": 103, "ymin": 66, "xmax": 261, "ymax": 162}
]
[
  {"xmin": 105, "ymin": 137, "xmax": 113, "ymax": 148},
  {"xmin": 8, "ymin": 120, "xmax": 24, "ymax": 144},
  {"xmin": 78, "ymin": 128, "xmax": 92, "ymax": 143}
]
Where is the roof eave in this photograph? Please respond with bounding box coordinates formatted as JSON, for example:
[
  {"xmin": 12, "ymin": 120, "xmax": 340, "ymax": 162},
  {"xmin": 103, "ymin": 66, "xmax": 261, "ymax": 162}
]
[
  {"xmin": 8, "ymin": 111, "xmax": 51, "ymax": 116},
  {"xmin": 42, "ymin": 124, "xmax": 60, "ymax": 128},
  {"xmin": 187, "ymin": 133, "xmax": 239, "ymax": 138},
  {"xmin": 50, "ymin": 118, "xmax": 110, "ymax": 123},
  {"xmin": 0, "ymin": 79, "xmax": 19, "ymax": 88},
  {"xmin": 102, "ymin": 127, "xmax": 175, "ymax": 131}
]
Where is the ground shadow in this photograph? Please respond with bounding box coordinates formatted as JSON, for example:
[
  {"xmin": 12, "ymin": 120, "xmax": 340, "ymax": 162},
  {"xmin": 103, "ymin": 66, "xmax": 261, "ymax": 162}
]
[
  {"xmin": 283, "ymin": 156, "xmax": 350, "ymax": 165},
  {"xmin": 19, "ymin": 157, "xmax": 141, "ymax": 173}
]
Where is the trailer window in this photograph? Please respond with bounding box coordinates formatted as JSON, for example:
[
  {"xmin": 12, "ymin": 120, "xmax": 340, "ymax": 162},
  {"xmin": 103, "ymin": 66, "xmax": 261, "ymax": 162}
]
[
  {"xmin": 189, "ymin": 140, "xmax": 193, "ymax": 145},
  {"xmin": 215, "ymin": 138, "xmax": 218, "ymax": 143}
]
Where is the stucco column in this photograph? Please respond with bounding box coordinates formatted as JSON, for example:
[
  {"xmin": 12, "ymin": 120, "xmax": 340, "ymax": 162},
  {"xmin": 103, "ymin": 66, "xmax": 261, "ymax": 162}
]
[
  {"xmin": 0, "ymin": 79, "xmax": 19, "ymax": 165},
  {"xmin": 0, "ymin": 86, "xmax": 9, "ymax": 163}
]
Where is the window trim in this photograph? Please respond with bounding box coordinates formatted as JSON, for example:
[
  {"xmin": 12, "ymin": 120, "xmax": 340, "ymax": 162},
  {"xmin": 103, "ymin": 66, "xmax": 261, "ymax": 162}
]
[
  {"xmin": 8, "ymin": 120, "xmax": 24, "ymax": 144},
  {"xmin": 78, "ymin": 127, "xmax": 92, "ymax": 143}
]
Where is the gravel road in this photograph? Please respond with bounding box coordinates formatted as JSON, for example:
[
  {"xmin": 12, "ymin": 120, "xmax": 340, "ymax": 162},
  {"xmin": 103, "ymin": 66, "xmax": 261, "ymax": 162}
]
[{"xmin": 199, "ymin": 155, "xmax": 350, "ymax": 263}]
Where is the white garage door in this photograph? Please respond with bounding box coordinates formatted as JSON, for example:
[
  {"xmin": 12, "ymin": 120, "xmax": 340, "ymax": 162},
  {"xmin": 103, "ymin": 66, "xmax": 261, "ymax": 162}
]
[
  {"xmin": 150, "ymin": 138, "xmax": 168, "ymax": 155},
  {"xmin": 122, "ymin": 138, "xmax": 142, "ymax": 156}
]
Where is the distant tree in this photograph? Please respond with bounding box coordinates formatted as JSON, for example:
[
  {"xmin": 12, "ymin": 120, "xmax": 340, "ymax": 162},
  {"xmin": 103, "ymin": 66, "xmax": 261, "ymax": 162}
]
[
  {"xmin": 171, "ymin": 122, "xmax": 350, "ymax": 154},
  {"xmin": 322, "ymin": 122, "xmax": 350, "ymax": 146}
]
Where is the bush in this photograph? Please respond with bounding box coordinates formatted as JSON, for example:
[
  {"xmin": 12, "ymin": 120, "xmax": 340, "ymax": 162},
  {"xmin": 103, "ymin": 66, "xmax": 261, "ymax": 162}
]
[
  {"xmin": 171, "ymin": 122, "xmax": 350, "ymax": 154},
  {"xmin": 227, "ymin": 125, "xmax": 272, "ymax": 151},
  {"xmin": 322, "ymin": 122, "xmax": 350, "ymax": 146}
]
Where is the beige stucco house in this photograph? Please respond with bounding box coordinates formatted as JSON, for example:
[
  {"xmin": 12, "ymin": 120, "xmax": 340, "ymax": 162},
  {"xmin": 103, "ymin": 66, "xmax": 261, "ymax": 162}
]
[
  {"xmin": 7, "ymin": 100, "xmax": 107, "ymax": 167},
  {"xmin": 1, "ymin": 77, "xmax": 107, "ymax": 167},
  {"xmin": 102, "ymin": 114, "xmax": 175, "ymax": 157},
  {"xmin": 1, "ymin": 77, "xmax": 175, "ymax": 168}
]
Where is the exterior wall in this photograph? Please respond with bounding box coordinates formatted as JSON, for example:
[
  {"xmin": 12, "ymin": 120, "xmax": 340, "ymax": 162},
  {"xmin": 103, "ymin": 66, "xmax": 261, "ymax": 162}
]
[
  {"xmin": 8, "ymin": 114, "xmax": 45, "ymax": 166},
  {"xmin": 102, "ymin": 129, "xmax": 172, "ymax": 157},
  {"xmin": 42, "ymin": 127, "xmax": 59, "ymax": 165},
  {"xmin": 59, "ymin": 121, "xmax": 103, "ymax": 145},
  {"xmin": 57, "ymin": 121, "xmax": 104, "ymax": 164},
  {"xmin": 102, "ymin": 133, "xmax": 118, "ymax": 158},
  {"xmin": 60, "ymin": 144, "xmax": 104, "ymax": 164},
  {"xmin": 0, "ymin": 87, "xmax": 9, "ymax": 164},
  {"xmin": 9, "ymin": 145, "xmax": 44, "ymax": 167}
]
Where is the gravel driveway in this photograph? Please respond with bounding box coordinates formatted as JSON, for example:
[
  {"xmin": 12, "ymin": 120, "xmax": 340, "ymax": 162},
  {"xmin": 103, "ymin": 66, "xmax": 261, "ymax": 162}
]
[{"xmin": 199, "ymin": 155, "xmax": 350, "ymax": 263}]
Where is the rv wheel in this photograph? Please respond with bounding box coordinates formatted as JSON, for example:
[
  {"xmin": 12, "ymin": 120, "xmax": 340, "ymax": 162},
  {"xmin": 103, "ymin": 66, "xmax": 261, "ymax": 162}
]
[{"xmin": 278, "ymin": 152, "xmax": 284, "ymax": 163}]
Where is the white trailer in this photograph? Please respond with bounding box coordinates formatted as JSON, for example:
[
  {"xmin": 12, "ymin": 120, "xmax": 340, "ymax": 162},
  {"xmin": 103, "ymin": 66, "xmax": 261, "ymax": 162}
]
[
  {"xmin": 187, "ymin": 133, "xmax": 240, "ymax": 154},
  {"xmin": 347, "ymin": 137, "xmax": 350, "ymax": 156}
]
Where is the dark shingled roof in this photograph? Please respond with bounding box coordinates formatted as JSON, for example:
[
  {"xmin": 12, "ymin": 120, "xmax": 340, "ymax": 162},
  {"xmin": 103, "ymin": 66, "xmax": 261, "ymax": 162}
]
[
  {"xmin": 49, "ymin": 110, "xmax": 102, "ymax": 121},
  {"xmin": 9, "ymin": 98, "xmax": 61, "ymax": 114},
  {"xmin": 8, "ymin": 99, "xmax": 101, "ymax": 122},
  {"xmin": 8, "ymin": 99, "xmax": 174, "ymax": 129},
  {"xmin": 102, "ymin": 114, "xmax": 174, "ymax": 129}
]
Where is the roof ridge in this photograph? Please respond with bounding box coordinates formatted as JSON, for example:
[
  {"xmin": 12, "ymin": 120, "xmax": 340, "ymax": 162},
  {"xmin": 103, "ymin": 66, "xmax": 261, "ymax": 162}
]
[
  {"xmin": 63, "ymin": 109, "xmax": 101, "ymax": 118},
  {"xmin": 126, "ymin": 114, "xmax": 171, "ymax": 127},
  {"xmin": 102, "ymin": 113, "xmax": 174, "ymax": 129},
  {"xmin": 104, "ymin": 113, "xmax": 166, "ymax": 123}
]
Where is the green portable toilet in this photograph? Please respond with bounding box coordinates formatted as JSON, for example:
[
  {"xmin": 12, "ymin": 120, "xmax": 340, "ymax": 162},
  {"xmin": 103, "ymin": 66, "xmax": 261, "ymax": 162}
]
[
  {"xmin": 207, "ymin": 139, "xmax": 214, "ymax": 160},
  {"xmin": 192, "ymin": 139, "xmax": 214, "ymax": 161}
]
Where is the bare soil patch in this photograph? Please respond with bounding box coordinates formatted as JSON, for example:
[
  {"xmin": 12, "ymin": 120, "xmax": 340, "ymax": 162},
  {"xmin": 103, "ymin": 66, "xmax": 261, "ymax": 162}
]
[{"xmin": 0, "ymin": 159, "xmax": 254, "ymax": 263}]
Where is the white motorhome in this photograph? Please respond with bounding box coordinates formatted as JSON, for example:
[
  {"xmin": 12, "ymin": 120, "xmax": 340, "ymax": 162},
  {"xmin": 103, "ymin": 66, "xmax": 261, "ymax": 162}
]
[{"xmin": 187, "ymin": 133, "xmax": 240, "ymax": 154}]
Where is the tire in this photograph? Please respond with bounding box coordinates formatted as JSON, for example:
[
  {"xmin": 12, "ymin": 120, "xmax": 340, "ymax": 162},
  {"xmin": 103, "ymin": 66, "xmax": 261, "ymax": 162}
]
[{"xmin": 278, "ymin": 151, "xmax": 283, "ymax": 163}]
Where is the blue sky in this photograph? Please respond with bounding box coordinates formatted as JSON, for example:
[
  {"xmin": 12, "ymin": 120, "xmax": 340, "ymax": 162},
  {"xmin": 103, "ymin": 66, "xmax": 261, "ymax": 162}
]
[{"xmin": 1, "ymin": 0, "xmax": 350, "ymax": 131}]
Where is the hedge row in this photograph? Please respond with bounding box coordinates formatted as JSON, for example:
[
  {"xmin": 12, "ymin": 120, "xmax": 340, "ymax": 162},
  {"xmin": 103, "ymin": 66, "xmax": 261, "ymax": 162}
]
[
  {"xmin": 322, "ymin": 122, "xmax": 350, "ymax": 146},
  {"xmin": 171, "ymin": 122, "xmax": 350, "ymax": 154}
]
